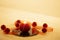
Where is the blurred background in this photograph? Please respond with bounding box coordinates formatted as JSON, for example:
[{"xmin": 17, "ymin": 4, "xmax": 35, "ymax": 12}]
[
  {"xmin": 0, "ymin": 0, "xmax": 60, "ymax": 17},
  {"xmin": 0, "ymin": 0, "xmax": 60, "ymax": 40}
]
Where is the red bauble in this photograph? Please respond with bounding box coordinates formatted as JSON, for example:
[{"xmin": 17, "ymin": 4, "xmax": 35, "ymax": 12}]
[
  {"xmin": 20, "ymin": 23, "xmax": 30, "ymax": 32},
  {"xmin": 15, "ymin": 23, "xmax": 20, "ymax": 27},
  {"xmin": 32, "ymin": 22, "xmax": 37, "ymax": 27},
  {"xmin": 16, "ymin": 20, "xmax": 21, "ymax": 23},
  {"xmin": 42, "ymin": 28, "xmax": 47, "ymax": 33},
  {"xmin": 1, "ymin": 25, "xmax": 6, "ymax": 30},
  {"xmin": 4, "ymin": 28, "xmax": 10, "ymax": 34},
  {"xmin": 43, "ymin": 23, "xmax": 48, "ymax": 28}
]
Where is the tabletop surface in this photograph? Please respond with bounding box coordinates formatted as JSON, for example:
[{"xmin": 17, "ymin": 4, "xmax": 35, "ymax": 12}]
[{"xmin": 0, "ymin": 7, "xmax": 60, "ymax": 40}]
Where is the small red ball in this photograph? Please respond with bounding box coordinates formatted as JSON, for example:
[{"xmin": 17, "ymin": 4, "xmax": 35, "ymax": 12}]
[
  {"xmin": 42, "ymin": 28, "xmax": 47, "ymax": 33},
  {"xmin": 32, "ymin": 22, "xmax": 37, "ymax": 27},
  {"xmin": 4, "ymin": 28, "xmax": 10, "ymax": 34},
  {"xmin": 15, "ymin": 20, "xmax": 21, "ymax": 27},
  {"xmin": 16, "ymin": 20, "xmax": 21, "ymax": 23},
  {"xmin": 1, "ymin": 25, "xmax": 6, "ymax": 30},
  {"xmin": 15, "ymin": 23, "xmax": 20, "ymax": 27},
  {"xmin": 43, "ymin": 23, "xmax": 48, "ymax": 28}
]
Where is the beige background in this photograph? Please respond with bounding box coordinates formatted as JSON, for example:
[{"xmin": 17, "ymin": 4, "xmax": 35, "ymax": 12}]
[
  {"xmin": 0, "ymin": 0, "xmax": 60, "ymax": 40},
  {"xmin": 0, "ymin": 0, "xmax": 60, "ymax": 17}
]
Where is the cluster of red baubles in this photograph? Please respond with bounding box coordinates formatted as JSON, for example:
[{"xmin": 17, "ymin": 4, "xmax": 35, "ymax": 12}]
[
  {"xmin": 0, "ymin": 20, "xmax": 48, "ymax": 36},
  {"xmin": 1, "ymin": 25, "xmax": 10, "ymax": 34}
]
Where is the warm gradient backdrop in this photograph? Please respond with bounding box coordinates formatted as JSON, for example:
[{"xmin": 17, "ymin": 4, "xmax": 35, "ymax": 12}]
[{"xmin": 0, "ymin": 0, "xmax": 60, "ymax": 17}]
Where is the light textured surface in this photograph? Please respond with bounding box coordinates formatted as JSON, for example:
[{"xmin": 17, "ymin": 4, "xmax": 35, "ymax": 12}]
[
  {"xmin": 0, "ymin": 7, "xmax": 60, "ymax": 40},
  {"xmin": 0, "ymin": 0, "xmax": 60, "ymax": 17}
]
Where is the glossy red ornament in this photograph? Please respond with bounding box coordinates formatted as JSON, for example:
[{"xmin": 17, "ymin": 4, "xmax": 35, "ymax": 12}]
[
  {"xmin": 43, "ymin": 23, "xmax": 48, "ymax": 28},
  {"xmin": 1, "ymin": 25, "xmax": 6, "ymax": 30},
  {"xmin": 4, "ymin": 28, "xmax": 10, "ymax": 34},
  {"xmin": 20, "ymin": 23, "xmax": 30, "ymax": 32},
  {"xmin": 42, "ymin": 28, "xmax": 47, "ymax": 33},
  {"xmin": 32, "ymin": 22, "xmax": 37, "ymax": 27}
]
